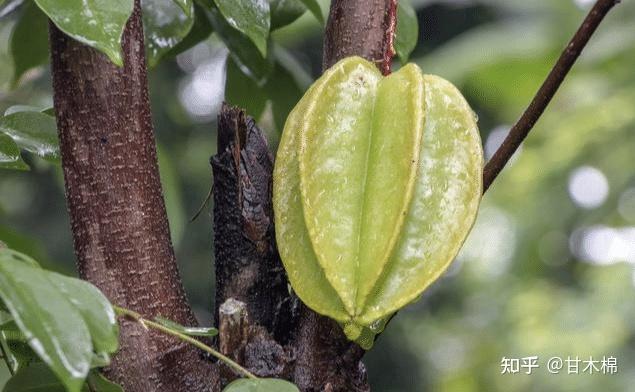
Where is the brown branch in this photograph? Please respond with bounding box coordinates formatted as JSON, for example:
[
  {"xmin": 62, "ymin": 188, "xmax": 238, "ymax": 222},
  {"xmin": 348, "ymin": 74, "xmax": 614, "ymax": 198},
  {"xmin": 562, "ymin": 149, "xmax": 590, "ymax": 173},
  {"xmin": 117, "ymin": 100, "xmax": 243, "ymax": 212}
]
[
  {"xmin": 211, "ymin": 104, "xmax": 295, "ymax": 341},
  {"xmin": 49, "ymin": 1, "xmax": 219, "ymax": 390},
  {"xmin": 323, "ymin": 0, "xmax": 398, "ymax": 75},
  {"xmin": 482, "ymin": 0, "xmax": 620, "ymax": 192},
  {"xmin": 211, "ymin": 104, "xmax": 371, "ymax": 391},
  {"xmin": 211, "ymin": 105, "xmax": 297, "ymax": 387}
]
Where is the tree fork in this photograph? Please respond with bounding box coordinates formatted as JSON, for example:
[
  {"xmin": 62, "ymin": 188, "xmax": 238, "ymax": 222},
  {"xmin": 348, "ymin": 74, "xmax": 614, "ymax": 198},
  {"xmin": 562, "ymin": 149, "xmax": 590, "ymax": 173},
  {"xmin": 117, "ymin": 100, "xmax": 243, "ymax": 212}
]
[
  {"xmin": 49, "ymin": 1, "xmax": 219, "ymax": 390},
  {"xmin": 286, "ymin": 0, "xmax": 402, "ymax": 390},
  {"xmin": 211, "ymin": 1, "xmax": 399, "ymax": 391}
]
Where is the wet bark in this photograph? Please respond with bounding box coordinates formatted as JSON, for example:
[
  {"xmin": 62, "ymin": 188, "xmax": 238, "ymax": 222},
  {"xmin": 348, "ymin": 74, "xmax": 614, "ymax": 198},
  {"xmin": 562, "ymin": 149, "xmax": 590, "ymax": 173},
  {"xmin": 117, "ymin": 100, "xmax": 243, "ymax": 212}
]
[
  {"xmin": 323, "ymin": 0, "xmax": 397, "ymax": 75},
  {"xmin": 210, "ymin": 0, "xmax": 397, "ymax": 390},
  {"xmin": 49, "ymin": 1, "xmax": 219, "ymax": 390},
  {"xmin": 211, "ymin": 105, "xmax": 370, "ymax": 391},
  {"xmin": 211, "ymin": 106, "xmax": 294, "ymax": 341}
]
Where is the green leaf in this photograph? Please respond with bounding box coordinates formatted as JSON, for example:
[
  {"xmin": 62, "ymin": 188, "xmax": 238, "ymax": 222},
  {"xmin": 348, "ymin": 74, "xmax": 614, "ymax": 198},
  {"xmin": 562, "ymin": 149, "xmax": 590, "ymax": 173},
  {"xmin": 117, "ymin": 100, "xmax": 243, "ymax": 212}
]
[
  {"xmin": 0, "ymin": 249, "xmax": 92, "ymax": 392},
  {"xmin": 0, "ymin": 133, "xmax": 29, "ymax": 171},
  {"xmin": 225, "ymin": 56, "xmax": 268, "ymax": 120},
  {"xmin": 297, "ymin": 0, "xmax": 322, "ymax": 24},
  {"xmin": 142, "ymin": 0, "xmax": 195, "ymax": 68},
  {"xmin": 49, "ymin": 274, "xmax": 119, "ymax": 355},
  {"xmin": 163, "ymin": 2, "xmax": 214, "ymax": 59},
  {"xmin": 90, "ymin": 352, "xmax": 111, "ymax": 369},
  {"xmin": 171, "ymin": 0, "xmax": 191, "ymax": 17},
  {"xmin": 0, "ymin": 111, "xmax": 59, "ymax": 162},
  {"xmin": 222, "ymin": 378, "xmax": 300, "ymax": 392},
  {"xmin": 394, "ymin": 0, "xmax": 418, "ymax": 63},
  {"xmin": 269, "ymin": 0, "xmax": 305, "ymax": 30},
  {"xmin": 3, "ymin": 363, "xmax": 70, "ymax": 392},
  {"xmin": 4, "ymin": 105, "xmax": 45, "ymax": 116},
  {"xmin": 154, "ymin": 316, "xmax": 218, "ymax": 337},
  {"xmin": 212, "ymin": 0, "xmax": 270, "ymax": 57},
  {"xmin": 5, "ymin": 338, "xmax": 41, "ymax": 370},
  {"xmin": 86, "ymin": 370, "xmax": 124, "ymax": 392},
  {"xmin": 33, "ymin": 0, "xmax": 135, "ymax": 67},
  {"xmin": 41, "ymin": 107, "xmax": 56, "ymax": 116},
  {"xmin": 10, "ymin": 1, "xmax": 49, "ymax": 86},
  {"xmin": 0, "ymin": 309, "xmax": 12, "ymax": 325},
  {"xmin": 208, "ymin": 6, "xmax": 273, "ymax": 83},
  {"xmin": 0, "ymin": 247, "xmax": 40, "ymax": 268},
  {"xmin": 0, "ymin": 313, "xmax": 22, "ymax": 374}
]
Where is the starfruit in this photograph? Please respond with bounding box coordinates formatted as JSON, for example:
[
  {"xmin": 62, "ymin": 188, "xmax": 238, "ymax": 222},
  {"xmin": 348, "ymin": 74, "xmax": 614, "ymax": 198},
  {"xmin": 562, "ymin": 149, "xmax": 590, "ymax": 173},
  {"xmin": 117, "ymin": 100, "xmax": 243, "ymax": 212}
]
[{"xmin": 273, "ymin": 57, "xmax": 483, "ymax": 348}]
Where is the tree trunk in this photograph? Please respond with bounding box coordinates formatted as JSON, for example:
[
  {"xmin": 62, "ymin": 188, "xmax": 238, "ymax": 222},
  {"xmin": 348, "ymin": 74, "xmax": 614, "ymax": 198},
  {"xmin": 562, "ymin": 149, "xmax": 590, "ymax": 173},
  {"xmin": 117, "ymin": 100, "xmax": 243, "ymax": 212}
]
[
  {"xmin": 211, "ymin": 105, "xmax": 370, "ymax": 391},
  {"xmin": 210, "ymin": 1, "xmax": 397, "ymax": 391},
  {"xmin": 49, "ymin": 1, "xmax": 219, "ymax": 390},
  {"xmin": 323, "ymin": 0, "xmax": 397, "ymax": 75}
]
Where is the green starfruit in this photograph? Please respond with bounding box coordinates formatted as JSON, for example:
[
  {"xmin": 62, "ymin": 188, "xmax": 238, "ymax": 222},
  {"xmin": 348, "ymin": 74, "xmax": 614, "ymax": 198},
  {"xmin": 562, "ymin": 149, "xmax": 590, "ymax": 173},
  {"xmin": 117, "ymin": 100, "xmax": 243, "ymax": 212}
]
[{"xmin": 273, "ymin": 57, "xmax": 483, "ymax": 348}]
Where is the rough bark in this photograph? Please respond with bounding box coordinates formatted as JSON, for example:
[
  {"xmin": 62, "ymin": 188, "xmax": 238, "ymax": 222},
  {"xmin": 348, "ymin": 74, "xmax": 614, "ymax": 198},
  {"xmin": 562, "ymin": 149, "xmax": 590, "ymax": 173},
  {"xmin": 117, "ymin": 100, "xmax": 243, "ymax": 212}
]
[
  {"xmin": 211, "ymin": 106, "xmax": 294, "ymax": 340},
  {"xmin": 323, "ymin": 0, "xmax": 397, "ymax": 75},
  {"xmin": 211, "ymin": 105, "xmax": 370, "ymax": 391},
  {"xmin": 284, "ymin": 0, "xmax": 400, "ymax": 390},
  {"xmin": 49, "ymin": 1, "xmax": 219, "ymax": 391},
  {"xmin": 211, "ymin": 105, "xmax": 298, "ymax": 386},
  {"xmin": 211, "ymin": 1, "xmax": 397, "ymax": 391}
]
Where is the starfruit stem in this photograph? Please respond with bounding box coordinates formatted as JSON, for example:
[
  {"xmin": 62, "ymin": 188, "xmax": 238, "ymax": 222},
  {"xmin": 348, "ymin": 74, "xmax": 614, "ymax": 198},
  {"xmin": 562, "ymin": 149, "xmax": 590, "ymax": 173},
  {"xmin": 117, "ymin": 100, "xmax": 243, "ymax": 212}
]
[{"xmin": 343, "ymin": 322, "xmax": 363, "ymax": 341}]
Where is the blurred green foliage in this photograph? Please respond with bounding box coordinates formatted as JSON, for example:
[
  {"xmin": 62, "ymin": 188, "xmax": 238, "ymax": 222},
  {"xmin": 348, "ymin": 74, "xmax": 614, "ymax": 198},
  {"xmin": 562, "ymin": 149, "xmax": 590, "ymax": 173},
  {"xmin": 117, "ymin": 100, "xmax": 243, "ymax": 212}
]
[{"xmin": 1, "ymin": 0, "xmax": 635, "ymax": 390}]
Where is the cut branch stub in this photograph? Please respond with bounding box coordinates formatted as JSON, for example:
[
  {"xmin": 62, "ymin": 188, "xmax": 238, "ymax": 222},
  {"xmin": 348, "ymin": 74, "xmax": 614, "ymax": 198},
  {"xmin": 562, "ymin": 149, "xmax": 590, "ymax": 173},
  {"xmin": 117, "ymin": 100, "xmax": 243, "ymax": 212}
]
[
  {"xmin": 211, "ymin": 104, "xmax": 295, "ymax": 342},
  {"xmin": 273, "ymin": 57, "xmax": 483, "ymax": 347}
]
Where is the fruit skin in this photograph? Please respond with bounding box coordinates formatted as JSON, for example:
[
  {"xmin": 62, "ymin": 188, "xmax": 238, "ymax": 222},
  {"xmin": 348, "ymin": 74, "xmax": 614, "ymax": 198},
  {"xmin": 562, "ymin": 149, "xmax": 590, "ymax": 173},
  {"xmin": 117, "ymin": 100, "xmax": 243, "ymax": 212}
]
[{"xmin": 273, "ymin": 57, "xmax": 483, "ymax": 348}]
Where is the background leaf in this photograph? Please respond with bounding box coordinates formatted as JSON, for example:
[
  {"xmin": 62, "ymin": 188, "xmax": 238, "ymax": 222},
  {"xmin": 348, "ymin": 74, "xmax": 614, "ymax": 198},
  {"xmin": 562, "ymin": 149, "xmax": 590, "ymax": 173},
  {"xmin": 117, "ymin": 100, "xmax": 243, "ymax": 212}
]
[
  {"xmin": 212, "ymin": 0, "xmax": 270, "ymax": 57},
  {"xmin": 394, "ymin": 0, "xmax": 418, "ymax": 63},
  {"xmin": 297, "ymin": 0, "xmax": 322, "ymax": 24},
  {"xmin": 1, "ymin": 364, "xmax": 119, "ymax": 391},
  {"xmin": 222, "ymin": 378, "xmax": 300, "ymax": 392},
  {"xmin": 0, "ymin": 111, "xmax": 59, "ymax": 162},
  {"xmin": 86, "ymin": 370, "xmax": 123, "ymax": 392},
  {"xmin": 224, "ymin": 57, "xmax": 268, "ymax": 120},
  {"xmin": 170, "ymin": 0, "xmax": 191, "ymax": 17},
  {"xmin": 10, "ymin": 1, "xmax": 48, "ymax": 86},
  {"xmin": 269, "ymin": 0, "xmax": 305, "ymax": 30},
  {"xmin": 33, "ymin": 0, "xmax": 134, "ymax": 67},
  {"xmin": 142, "ymin": 0, "xmax": 195, "ymax": 68},
  {"xmin": 3, "ymin": 363, "xmax": 70, "ymax": 392},
  {"xmin": 0, "ymin": 0, "xmax": 23, "ymax": 19},
  {"xmin": 0, "ymin": 133, "xmax": 28, "ymax": 171},
  {"xmin": 163, "ymin": 2, "xmax": 214, "ymax": 60},
  {"xmin": 208, "ymin": 6, "xmax": 273, "ymax": 83}
]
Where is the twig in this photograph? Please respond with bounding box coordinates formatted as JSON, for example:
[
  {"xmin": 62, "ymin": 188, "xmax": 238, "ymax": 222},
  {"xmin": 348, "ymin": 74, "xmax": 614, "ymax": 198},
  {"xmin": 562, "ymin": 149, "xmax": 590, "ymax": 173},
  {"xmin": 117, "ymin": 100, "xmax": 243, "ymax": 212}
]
[
  {"xmin": 114, "ymin": 306, "xmax": 258, "ymax": 380},
  {"xmin": 482, "ymin": 0, "xmax": 620, "ymax": 192}
]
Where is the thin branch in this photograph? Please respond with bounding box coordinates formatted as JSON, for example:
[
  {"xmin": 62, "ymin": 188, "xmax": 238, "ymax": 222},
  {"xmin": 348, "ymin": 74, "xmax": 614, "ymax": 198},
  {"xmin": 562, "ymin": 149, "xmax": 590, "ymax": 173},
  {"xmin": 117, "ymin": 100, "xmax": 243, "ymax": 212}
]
[
  {"xmin": 114, "ymin": 306, "xmax": 258, "ymax": 380},
  {"xmin": 482, "ymin": 0, "xmax": 620, "ymax": 192}
]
